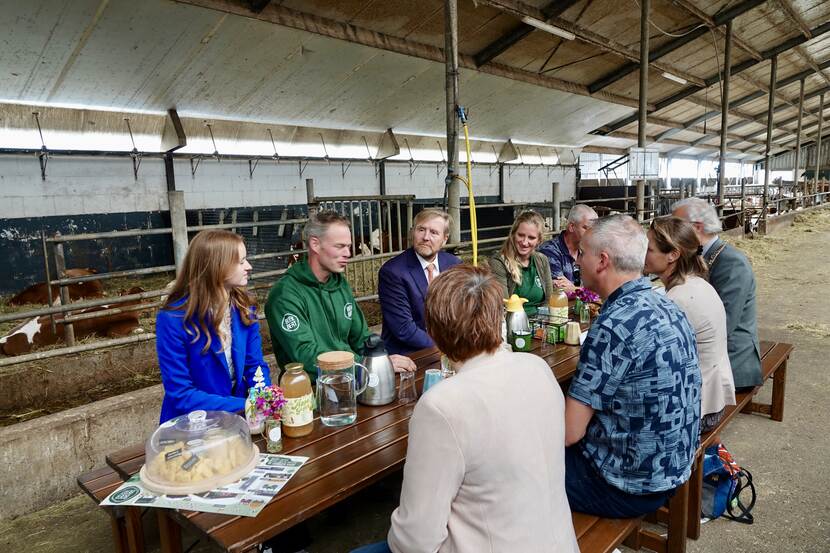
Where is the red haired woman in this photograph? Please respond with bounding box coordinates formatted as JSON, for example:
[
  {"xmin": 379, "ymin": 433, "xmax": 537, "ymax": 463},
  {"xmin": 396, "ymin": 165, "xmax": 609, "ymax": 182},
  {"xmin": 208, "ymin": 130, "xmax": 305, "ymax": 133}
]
[{"xmin": 156, "ymin": 230, "xmax": 271, "ymax": 422}]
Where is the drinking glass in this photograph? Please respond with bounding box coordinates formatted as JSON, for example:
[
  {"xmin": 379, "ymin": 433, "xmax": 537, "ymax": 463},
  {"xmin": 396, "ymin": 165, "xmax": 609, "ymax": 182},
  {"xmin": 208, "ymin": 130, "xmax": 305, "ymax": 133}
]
[
  {"xmin": 440, "ymin": 354, "xmax": 456, "ymax": 379},
  {"xmin": 422, "ymin": 369, "xmax": 442, "ymax": 394},
  {"xmin": 399, "ymin": 372, "xmax": 418, "ymax": 403}
]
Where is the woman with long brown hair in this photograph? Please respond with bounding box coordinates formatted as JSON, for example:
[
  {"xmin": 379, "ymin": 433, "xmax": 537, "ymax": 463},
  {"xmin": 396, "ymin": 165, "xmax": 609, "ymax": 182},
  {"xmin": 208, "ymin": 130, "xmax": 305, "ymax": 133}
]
[
  {"xmin": 156, "ymin": 229, "xmax": 271, "ymax": 422},
  {"xmin": 644, "ymin": 216, "xmax": 735, "ymax": 433},
  {"xmin": 488, "ymin": 210, "xmax": 553, "ymax": 315}
]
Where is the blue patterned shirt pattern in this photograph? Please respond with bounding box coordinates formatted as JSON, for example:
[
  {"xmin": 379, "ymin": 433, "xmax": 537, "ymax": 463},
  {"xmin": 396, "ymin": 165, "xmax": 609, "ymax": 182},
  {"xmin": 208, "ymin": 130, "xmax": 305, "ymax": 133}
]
[{"xmin": 569, "ymin": 277, "xmax": 701, "ymax": 495}]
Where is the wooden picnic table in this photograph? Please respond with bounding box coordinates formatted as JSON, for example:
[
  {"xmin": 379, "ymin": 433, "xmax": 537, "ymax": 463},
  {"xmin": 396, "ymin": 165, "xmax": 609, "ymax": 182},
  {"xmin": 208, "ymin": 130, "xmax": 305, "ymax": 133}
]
[{"xmin": 105, "ymin": 339, "xmax": 582, "ymax": 553}]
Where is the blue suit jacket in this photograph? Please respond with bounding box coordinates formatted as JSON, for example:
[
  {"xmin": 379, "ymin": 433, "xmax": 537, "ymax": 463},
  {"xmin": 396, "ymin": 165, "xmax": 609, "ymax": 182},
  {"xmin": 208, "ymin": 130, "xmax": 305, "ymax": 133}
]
[
  {"xmin": 156, "ymin": 298, "xmax": 271, "ymax": 423},
  {"xmin": 378, "ymin": 248, "xmax": 462, "ymax": 355}
]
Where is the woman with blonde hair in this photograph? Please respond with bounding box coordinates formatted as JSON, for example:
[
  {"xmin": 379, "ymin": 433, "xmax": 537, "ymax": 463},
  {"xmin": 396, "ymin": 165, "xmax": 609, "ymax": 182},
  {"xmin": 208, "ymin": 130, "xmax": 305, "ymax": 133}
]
[
  {"xmin": 156, "ymin": 229, "xmax": 271, "ymax": 422},
  {"xmin": 644, "ymin": 216, "xmax": 735, "ymax": 433},
  {"xmin": 488, "ymin": 210, "xmax": 553, "ymax": 315}
]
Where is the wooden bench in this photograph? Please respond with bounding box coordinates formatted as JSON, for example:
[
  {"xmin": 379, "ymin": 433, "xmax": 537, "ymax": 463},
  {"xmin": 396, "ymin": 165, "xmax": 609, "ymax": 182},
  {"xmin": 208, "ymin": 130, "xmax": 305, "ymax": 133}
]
[
  {"xmin": 575, "ymin": 512, "xmax": 642, "ymax": 553},
  {"xmin": 642, "ymin": 340, "xmax": 793, "ymax": 549},
  {"xmin": 77, "ymin": 465, "xmax": 144, "ymax": 553},
  {"xmin": 684, "ymin": 340, "xmax": 793, "ymax": 540}
]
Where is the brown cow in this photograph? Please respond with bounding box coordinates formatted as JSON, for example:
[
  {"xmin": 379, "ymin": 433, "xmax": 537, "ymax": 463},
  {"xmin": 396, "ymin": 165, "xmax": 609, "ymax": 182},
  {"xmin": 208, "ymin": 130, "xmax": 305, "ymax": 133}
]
[
  {"xmin": 1, "ymin": 287, "xmax": 150, "ymax": 356},
  {"xmin": 8, "ymin": 268, "xmax": 104, "ymax": 306}
]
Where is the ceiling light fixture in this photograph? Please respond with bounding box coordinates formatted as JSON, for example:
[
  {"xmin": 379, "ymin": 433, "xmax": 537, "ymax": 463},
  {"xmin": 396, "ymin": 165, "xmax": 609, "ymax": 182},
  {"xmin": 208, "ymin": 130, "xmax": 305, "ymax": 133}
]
[
  {"xmin": 662, "ymin": 72, "xmax": 688, "ymax": 85},
  {"xmin": 521, "ymin": 16, "xmax": 575, "ymax": 41}
]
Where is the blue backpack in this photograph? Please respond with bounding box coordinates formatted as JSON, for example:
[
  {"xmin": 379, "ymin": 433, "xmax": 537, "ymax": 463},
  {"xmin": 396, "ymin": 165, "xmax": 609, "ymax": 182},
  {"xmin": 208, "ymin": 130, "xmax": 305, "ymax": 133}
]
[{"xmin": 701, "ymin": 443, "xmax": 756, "ymax": 524}]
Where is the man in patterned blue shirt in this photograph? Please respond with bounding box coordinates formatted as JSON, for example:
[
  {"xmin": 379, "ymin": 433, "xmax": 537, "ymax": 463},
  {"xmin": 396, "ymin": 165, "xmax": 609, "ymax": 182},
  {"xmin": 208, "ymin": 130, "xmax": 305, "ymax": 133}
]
[{"xmin": 564, "ymin": 215, "xmax": 701, "ymax": 518}]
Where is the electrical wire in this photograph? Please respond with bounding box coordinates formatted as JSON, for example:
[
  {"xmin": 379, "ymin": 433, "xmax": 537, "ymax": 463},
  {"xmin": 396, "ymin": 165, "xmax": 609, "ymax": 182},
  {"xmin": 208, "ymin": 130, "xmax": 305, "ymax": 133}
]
[
  {"xmin": 460, "ymin": 118, "xmax": 478, "ymax": 266},
  {"xmin": 629, "ymin": 0, "xmax": 708, "ymax": 38}
]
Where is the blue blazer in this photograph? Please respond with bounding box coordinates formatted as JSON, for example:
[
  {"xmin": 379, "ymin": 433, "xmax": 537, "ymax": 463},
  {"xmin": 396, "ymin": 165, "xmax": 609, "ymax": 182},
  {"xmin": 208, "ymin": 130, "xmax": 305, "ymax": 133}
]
[
  {"xmin": 156, "ymin": 298, "xmax": 271, "ymax": 423},
  {"xmin": 378, "ymin": 248, "xmax": 462, "ymax": 355}
]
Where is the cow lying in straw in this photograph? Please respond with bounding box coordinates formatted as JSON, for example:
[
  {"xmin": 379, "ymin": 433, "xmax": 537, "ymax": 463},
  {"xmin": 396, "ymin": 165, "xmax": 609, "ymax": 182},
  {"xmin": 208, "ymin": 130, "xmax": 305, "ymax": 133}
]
[
  {"xmin": 8, "ymin": 268, "xmax": 104, "ymax": 306},
  {"xmin": 1, "ymin": 287, "xmax": 151, "ymax": 356}
]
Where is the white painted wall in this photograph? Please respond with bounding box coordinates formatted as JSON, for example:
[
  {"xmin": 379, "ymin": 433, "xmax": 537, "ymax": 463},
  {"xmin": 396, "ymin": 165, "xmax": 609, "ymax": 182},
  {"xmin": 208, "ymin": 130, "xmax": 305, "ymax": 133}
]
[
  {"xmin": 173, "ymin": 158, "xmax": 379, "ymax": 209},
  {"xmin": 502, "ymin": 164, "xmax": 577, "ymax": 204},
  {"xmin": 0, "ymin": 155, "xmax": 167, "ymax": 219},
  {"xmin": 0, "ymin": 154, "xmax": 570, "ymax": 219},
  {"xmin": 384, "ymin": 162, "xmax": 500, "ymax": 198}
]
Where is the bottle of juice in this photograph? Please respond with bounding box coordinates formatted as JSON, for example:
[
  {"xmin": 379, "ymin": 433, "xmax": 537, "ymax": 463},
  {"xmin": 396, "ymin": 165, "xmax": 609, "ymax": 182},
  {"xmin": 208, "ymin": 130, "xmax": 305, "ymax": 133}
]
[
  {"xmin": 280, "ymin": 362, "xmax": 314, "ymax": 438},
  {"xmin": 549, "ymin": 287, "xmax": 569, "ymax": 321}
]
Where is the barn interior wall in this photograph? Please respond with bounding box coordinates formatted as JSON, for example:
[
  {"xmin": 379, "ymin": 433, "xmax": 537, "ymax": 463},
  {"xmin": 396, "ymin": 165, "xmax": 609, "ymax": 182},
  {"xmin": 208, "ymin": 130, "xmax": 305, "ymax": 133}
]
[{"xmin": 0, "ymin": 154, "xmax": 567, "ymax": 294}]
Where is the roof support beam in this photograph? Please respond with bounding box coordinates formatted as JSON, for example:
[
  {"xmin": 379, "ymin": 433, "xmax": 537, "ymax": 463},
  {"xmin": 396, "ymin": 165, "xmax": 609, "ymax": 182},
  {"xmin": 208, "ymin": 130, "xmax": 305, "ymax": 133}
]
[
  {"xmin": 473, "ymin": 0, "xmax": 580, "ymax": 67},
  {"xmin": 717, "ymin": 21, "xmax": 733, "ymax": 212},
  {"xmin": 635, "ymin": 0, "xmax": 649, "ymax": 222},
  {"xmin": 761, "ymin": 2, "xmax": 830, "ymax": 89},
  {"xmin": 773, "ymin": 0, "xmax": 812, "ymax": 38},
  {"xmin": 794, "ymin": 79, "xmax": 805, "ymax": 184},
  {"xmin": 477, "ymin": 0, "xmax": 706, "ymax": 86},
  {"xmin": 605, "ymin": 131, "xmax": 753, "ymax": 155},
  {"xmin": 673, "ymin": 0, "xmax": 763, "ymax": 61},
  {"xmin": 763, "ymin": 56, "xmax": 779, "ymax": 219},
  {"xmin": 587, "ymin": 0, "xmax": 766, "ymax": 93},
  {"xmin": 177, "ymin": 0, "xmax": 647, "ymax": 110},
  {"xmin": 444, "ymin": 0, "xmax": 461, "ymax": 245},
  {"xmin": 593, "ymin": 22, "xmax": 830, "ymax": 135}
]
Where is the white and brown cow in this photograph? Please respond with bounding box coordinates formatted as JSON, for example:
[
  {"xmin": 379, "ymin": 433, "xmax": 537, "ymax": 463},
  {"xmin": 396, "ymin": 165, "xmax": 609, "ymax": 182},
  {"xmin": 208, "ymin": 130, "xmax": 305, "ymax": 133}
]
[
  {"xmin": 1, "ymin": 287, "xmax": 151, "ymax": 356},
  {"xmin": 8, "ymin": 268, "xmax": 104, "ymax": 306}
]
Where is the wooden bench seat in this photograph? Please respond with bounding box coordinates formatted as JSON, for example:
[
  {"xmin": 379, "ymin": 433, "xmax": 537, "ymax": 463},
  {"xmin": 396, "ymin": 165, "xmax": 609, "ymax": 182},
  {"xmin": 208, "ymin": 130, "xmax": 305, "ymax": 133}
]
[
  {"xmin": 77, "ymin": 466, "xmax": 141, "ymax": 553},
  {"xmin": 685, "ymin": 340, "xmax": 793, "ymax": 540},
  {"xmin": 574, "ymin": 512, "xmax": 642, "ymax": 553}
]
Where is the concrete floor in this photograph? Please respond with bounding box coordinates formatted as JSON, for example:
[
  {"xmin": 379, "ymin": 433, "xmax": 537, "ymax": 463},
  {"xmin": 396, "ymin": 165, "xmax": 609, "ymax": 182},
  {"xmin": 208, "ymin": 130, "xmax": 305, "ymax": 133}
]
[{"xmin": 1, "ymin": 209, "xmax": 829, "ymax": 553}]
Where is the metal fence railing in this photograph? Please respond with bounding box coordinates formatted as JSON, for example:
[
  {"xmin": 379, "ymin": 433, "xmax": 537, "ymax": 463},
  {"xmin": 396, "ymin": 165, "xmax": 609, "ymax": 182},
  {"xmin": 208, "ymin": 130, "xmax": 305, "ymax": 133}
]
[{"xmin": 2, "ymin": 181, "xmax": 828, "ymax": 367}]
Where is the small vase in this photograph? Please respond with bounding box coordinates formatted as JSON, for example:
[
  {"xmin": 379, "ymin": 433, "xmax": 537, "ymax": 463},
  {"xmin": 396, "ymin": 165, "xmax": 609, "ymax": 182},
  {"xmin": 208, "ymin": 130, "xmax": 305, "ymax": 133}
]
[
  {"xmin": 246, "ymin": 411, "xmax": 265, "ymax": 435},
  {"xmin": 265, "ymin": 418, "xmax": 283, "ymax": 453}
]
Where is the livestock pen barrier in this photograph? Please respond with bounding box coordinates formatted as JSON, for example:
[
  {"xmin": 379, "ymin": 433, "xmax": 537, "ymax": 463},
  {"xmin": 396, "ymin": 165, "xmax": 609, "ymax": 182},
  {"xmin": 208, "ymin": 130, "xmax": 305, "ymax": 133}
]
[{"xmin": 2, "ymin": 183, "xmax": 829, "ymax": 368}]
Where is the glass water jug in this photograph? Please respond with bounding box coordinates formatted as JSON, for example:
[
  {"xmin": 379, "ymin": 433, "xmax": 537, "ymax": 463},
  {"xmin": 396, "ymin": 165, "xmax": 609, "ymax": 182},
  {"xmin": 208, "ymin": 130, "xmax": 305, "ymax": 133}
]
[{"xmin": 316, "ymin": 351, "xmax": 370, "ymax": 427}]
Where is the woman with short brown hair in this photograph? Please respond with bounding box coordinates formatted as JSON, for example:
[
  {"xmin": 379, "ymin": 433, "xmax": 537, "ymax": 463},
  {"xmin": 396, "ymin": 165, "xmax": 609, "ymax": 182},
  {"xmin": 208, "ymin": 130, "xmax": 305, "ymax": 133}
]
[{"xmin": 374, "ymin": 264, "xmax": 578, "ymax": 553}]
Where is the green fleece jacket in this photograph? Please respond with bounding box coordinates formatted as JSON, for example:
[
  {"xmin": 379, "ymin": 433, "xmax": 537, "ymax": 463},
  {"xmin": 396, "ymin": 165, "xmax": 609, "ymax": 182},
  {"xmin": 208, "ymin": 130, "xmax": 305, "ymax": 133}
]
[{"xmin": 265, "ymin": 260, "xmax": 370, "ymax": 380}]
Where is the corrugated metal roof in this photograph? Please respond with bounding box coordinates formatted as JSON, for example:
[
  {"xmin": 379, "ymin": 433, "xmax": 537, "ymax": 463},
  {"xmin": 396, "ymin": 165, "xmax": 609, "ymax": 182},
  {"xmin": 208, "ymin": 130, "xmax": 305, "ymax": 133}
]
[{"xmin": 0, "ymin": 0, "xmax": 827, "ymax": 160}]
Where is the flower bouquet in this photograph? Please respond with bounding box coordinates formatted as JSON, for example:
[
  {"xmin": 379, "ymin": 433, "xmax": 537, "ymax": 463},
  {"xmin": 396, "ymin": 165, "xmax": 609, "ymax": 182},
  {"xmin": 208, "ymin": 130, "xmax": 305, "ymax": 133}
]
[
  {"xmin": 565, "ymin": 287, "xmax": 600, "ymax": 303},
  {"xmin": 246, "ymin": 385, "xmax": 288, "ymax": 453}
]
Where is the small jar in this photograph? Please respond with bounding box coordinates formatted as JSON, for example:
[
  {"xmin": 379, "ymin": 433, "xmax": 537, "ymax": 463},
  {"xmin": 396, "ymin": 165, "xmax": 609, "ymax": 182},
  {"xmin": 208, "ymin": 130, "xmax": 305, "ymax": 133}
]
[
  {"xmin": 245, "ymin": 391, "xmax": 265, "ymax": 434},
  {"xmin": 265, "ymin": 418, "xmax": 282, "ymax": 453}
]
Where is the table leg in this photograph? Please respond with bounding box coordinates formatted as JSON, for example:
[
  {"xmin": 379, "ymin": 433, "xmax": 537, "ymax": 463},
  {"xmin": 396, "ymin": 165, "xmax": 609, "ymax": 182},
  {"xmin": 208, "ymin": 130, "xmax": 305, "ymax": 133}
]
[
  {"xmin": 157, "ymin": 510, "xmax": 183, "ymax": 553},
  {"xmin": 770, "ymin": 361, "xmax": 787, "ymax": 422},
  {"xmin": 124, "ymin": 507, "xmax": 145, "ymax": 553},
  {"xmin": 109, "ymin": 514, "xmax": 128, "ymax": 553}
]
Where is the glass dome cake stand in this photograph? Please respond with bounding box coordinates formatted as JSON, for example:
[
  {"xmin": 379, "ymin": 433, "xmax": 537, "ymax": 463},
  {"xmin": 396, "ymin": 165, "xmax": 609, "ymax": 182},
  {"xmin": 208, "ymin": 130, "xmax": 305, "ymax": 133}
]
[{"xmin": 139, "ymin": 410, "xmax": 260, "ymax": 495}]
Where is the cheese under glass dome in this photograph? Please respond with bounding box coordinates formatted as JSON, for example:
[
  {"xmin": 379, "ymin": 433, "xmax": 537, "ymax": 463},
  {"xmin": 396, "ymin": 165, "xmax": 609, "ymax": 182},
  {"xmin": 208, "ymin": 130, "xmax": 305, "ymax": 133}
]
[{"xmin": 140, "ymin": 410, "xmax": 259, "ymax": 495}]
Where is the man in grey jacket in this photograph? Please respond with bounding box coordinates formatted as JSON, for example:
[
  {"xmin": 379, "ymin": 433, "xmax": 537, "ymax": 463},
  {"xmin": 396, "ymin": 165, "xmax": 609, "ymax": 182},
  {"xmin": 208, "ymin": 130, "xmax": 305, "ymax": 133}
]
[{"xmin": 673, "ymin": 198, "xmax": 762, "ymax": 390}]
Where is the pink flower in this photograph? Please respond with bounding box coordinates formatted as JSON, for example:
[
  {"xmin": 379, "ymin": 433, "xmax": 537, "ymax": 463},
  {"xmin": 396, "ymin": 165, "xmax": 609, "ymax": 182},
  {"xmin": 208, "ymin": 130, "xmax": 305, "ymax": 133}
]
[{"xmin": 251, "ymin": 385, "xmax": 287, "ymax": 421}]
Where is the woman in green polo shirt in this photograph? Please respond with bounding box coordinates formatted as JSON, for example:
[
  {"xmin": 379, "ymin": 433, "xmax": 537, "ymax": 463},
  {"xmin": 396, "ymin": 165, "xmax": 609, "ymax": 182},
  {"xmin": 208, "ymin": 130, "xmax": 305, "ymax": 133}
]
[{"xmin": 489, "ymin": 210, "xmax": 553, "ymax": 315}]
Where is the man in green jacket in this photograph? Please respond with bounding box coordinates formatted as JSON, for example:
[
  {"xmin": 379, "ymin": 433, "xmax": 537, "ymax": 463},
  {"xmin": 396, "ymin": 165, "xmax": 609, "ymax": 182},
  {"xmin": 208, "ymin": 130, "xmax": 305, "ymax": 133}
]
[{"xmin": 266, "ymin": 211, "xmax": 416, "ymax": 380}]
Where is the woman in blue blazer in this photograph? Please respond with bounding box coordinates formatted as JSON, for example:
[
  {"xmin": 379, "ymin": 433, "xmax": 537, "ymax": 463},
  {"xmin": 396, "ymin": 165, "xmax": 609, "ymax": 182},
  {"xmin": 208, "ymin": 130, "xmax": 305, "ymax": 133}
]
[{"xmin": 156, "ymin": 230, "xmax": 271, "ymax": 423}]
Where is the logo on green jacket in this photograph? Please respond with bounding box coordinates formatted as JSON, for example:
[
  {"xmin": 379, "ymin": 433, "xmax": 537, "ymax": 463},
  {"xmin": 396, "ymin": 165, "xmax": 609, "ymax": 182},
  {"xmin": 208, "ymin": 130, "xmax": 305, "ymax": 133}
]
[
  {"xmin": 344, "ymin": 303, "xmax": 353, "ymax": 320},
  {"xmin": 534, "ymin": 275, "xmax": 542, "ymax": 289},
  {"xmin": 281, "ymin": 313, "xmax": 300, "ymax": 332}
]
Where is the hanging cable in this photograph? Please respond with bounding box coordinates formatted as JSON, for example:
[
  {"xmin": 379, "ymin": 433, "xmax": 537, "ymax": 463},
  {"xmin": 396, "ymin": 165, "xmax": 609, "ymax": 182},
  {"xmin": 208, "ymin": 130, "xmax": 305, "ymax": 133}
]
[
  {"xmin": 629, "ymin": 0, "xmax": 708, "ymax": 38},
  {"xmin": 456, "ymin": 106, "xmax": 478, "ymax": 266}
]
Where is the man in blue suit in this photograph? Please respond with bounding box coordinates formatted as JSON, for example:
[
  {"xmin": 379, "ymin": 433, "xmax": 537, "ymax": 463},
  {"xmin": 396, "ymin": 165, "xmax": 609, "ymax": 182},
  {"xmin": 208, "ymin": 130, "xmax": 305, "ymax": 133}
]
[{"xmin": 379, "ymin": 208, "xmax": 462, "ymax": 355}]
